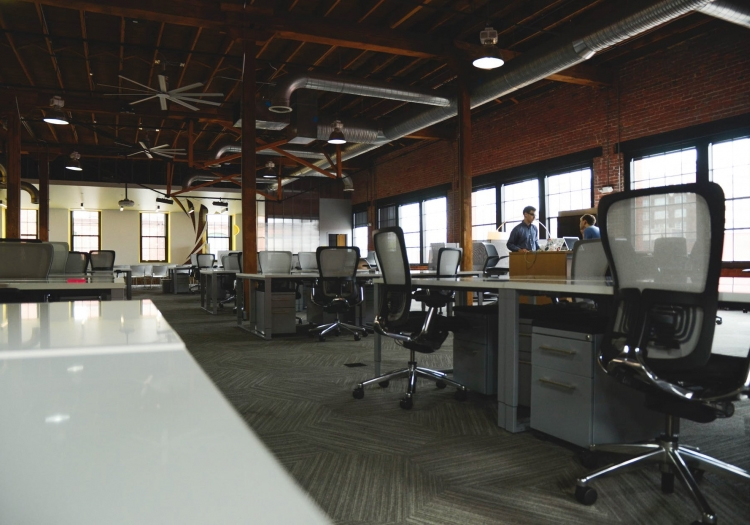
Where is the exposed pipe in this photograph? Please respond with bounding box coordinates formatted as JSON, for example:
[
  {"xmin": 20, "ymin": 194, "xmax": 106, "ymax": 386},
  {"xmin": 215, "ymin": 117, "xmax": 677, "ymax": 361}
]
[
  {"xmin": 698, "ymin": 0, "xmax": 750, "ymax": 28},
  {"xmin": 282, "ymin": 0, "xmax": 730, "ymax": 185},
  {"xmin": 183, "ymin": 173, "xmax": 274, "ymax": 188},
  {"xmin": 268, "ymin": 71, "xmax": 451, "ymax": 113},
  {"xmin": 0, "ymin": 163, "xmax": 40, "ymax": 203},
  {"xmin": 215, "ymin": 144, "xmax": 328, "ymax": 160}
]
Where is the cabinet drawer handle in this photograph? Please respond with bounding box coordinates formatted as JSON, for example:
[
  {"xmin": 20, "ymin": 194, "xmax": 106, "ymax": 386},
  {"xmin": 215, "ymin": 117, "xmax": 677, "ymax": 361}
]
[
  {"xmin": 538, "ymin": 377, "xmax": 577, "ymax": 391},
  {"xmin": 539, "ymin": 344, "xmax": 577, "ymax": 356}
]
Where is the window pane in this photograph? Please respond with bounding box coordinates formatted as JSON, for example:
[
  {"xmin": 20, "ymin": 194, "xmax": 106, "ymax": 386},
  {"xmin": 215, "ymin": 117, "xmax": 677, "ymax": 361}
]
[
  {"xmin": 422, "ymin": 197, "xmax": 447, "ymax": 262},
  {"xmin": 710, "ymin": 136, "xmax": 750, "ymax": 262},
  {"xmin": 399, "ymin": 203, "xmax": 421, "ymax": 262},
  {"xmin": 472, "ymin": 188, "xmax": 496, "ymax": 240},
  {"xmin": 141, "ymin": 213, "xmax": 168, "ymax": 262},
  {"xmin": 502, "ymin": 179, "xmax": 539, "ymax": 233},
  {"xmin": 20, "ymin": 209, "xmax": 38, "ymax": 239},
  {"xmin": 631, "ymin": 148, "xmax": 697, "ymax": 190},
  {"xmin": 546, "ymin": 168, "xmax": 592, "ymax": 238},
  {"xmin": 71, "ymin": 210, "xmax": 100, "ymax": 252}
]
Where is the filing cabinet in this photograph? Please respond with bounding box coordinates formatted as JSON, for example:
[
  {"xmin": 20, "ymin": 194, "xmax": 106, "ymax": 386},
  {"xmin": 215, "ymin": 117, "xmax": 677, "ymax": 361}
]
[
  {"xmin": 530, "ymin": 326, "xmax": 662, "ymax": 448},
  {"xmin": 256, "ymin": 291, "xmax": 297, "ymax": 335}
]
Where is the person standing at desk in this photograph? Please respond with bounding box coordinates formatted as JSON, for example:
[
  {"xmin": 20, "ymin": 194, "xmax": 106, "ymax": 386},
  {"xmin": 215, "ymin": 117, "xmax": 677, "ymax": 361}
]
[
  {"xmin": 580, "ymin": 214, "xmax": 601, "ymax": 239},
  {"xmin": 507, "ymin": 206, "xmax": 541, "ymax": 254}
]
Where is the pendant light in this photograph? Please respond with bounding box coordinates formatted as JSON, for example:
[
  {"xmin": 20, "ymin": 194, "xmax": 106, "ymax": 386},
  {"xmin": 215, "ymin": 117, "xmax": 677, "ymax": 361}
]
[
  {"xmin": 473, "ymin": 27, "xmax": 504, "ymax": 70},
  {"xmin": 328, "ymin": 120, "xmax": 346, "ymax": 145}
]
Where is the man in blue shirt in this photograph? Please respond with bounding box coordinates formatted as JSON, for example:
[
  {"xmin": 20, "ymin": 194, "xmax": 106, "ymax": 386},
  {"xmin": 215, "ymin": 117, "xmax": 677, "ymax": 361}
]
[
  {"xmin": 507, "ymin": 206, "xmax": 540, "ymax": 253},
  {"xmin": 580, "ymin": 214, "xmax": 601, "ymax": 240}
]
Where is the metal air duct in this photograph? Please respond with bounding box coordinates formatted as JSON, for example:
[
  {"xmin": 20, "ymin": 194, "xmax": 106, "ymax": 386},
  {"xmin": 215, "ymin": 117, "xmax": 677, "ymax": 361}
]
[{"xmin": 698, "ymin": 0, "xmax": 750, "ymax": 28}]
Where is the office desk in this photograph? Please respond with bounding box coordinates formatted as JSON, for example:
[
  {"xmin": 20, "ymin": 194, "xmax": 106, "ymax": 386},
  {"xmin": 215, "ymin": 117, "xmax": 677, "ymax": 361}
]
[
  {"xmin": 113, "ymin": 267, "xmax": 133, "ymax": 299},
  {"xmin": 373, "ymin": 276, "xmax": 750, "ymax": 433},
  {"xmin": 199, "ymin": 268, "xmax": 237, "ymax": 314},
  {"xmin": 0, "ymin": 277, "xmax": 126, "ymax": 302},
  {"xmin": 0, "ymin": 300, "xmax": 330, "ymax": 525}
]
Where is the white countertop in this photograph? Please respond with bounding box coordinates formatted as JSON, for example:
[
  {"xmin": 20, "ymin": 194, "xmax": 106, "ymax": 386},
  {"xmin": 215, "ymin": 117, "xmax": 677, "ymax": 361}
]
[{"xmin": 0, "ymin": 300, "xmax": 330, "ymax": 525}]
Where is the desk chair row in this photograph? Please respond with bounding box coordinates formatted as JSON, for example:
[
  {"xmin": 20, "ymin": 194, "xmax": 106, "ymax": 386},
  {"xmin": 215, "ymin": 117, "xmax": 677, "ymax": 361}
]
[
  {"xmin": 0, "ymin": 240, "xmax": 114, "ymax": 279},
  {"xmin": 350, "ymin": 183, "xmax": 749, "ymax": 524}
]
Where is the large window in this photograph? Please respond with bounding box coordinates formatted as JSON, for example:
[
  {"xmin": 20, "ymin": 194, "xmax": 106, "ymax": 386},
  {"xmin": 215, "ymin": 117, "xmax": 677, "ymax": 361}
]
[
  {"xmin": 141, "ymin": 213, "xmax": 168, "ymax": 262},
  {"xmin": 206, "ymin": 214, "xmax": 231, "ymax": 259},
  {"xmin": 631, "ymin": 147, "xmax": 697, "ymax": 190},
  {"xmin": 502, "ymin": 179, "xmax": 540, "ymax": 234},
  {"xmin": 20, "ymin": 209, "xmax": 38, "ymax": 240},
  {"xmin": 398, "ymin": 202, "xmax": 421, "ymax": 263},
  {"xmin": 71, "ymin": 210, "xmax": 100, "ymax": 252},
  {"xmin": 546, "ymin": 168, "xmax": 592, "ymax": 235},
  {"xmin": 352, "ymin": 210, "xmax": 368, "ymax": 256},
  {"xmin": 265, "ymin": 217, "xmax": 319, "ymax": 252},
  {"xmin": 710, "ymin": 136, "xmax": 750, "ymax": 262},
  {"xmin": 472, "ymin": 188, "xmax": 496, "ymax": 240},
  {"xmin": 422, "ymin": 197, "xmax": 447, "ymax": 262}
]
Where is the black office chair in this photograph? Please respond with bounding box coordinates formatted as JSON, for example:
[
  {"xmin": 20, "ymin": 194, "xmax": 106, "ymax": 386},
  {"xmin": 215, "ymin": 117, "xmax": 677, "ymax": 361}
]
[
  {"xmin": 309, "ymin": 246, "xmax": 367, "ymax": 342},
  {"xmin": 89, "ymin": 250, "xmax": 115, "ymax": 271},
  {"xmin": 413, "ymin": 247, "xmax": 462, "ymax": 314},
  {"xmin": 352, "ymin": 227, "xmax": 468, "ymax": 410},
  {"xmin": 219, "ymin": 252, "xmax": 242, "ymax": 309},
  {"xmin": 65, "ymin": 251, "xmax": 89, "ymax": 274},
  {"xmin": 574, "ymin": 182, "xmax": 750, "ymax": 525}
]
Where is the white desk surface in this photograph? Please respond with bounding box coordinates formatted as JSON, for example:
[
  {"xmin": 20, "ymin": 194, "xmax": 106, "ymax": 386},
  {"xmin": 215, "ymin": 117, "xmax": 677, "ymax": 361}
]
[
  {"xmin": 0, "ymin": 300, "xmax": 330, "ymax": 525},
  {"xmin": 199, "ymin": 268, "xmax": 238, "ymax": 275}
]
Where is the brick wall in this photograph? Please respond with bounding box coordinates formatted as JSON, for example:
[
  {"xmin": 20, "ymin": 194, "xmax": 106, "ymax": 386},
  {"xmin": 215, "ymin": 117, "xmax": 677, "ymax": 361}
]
[{"xmin": 352, "ymin": 25, "xmax": 749, "ymax": 233}]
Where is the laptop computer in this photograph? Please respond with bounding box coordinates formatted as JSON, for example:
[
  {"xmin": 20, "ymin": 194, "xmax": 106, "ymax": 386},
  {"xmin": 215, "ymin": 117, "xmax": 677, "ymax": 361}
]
[{"xmin": 564, "ymin": 237, "xmax": 579, "ymax": 251}]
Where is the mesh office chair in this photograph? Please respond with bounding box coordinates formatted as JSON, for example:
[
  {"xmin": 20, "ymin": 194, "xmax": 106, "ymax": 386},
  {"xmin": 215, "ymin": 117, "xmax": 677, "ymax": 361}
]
[
  {"xmin": 89, "ymin": 250, "xmax": 115, "ymax": 282},
  {"xmin": 298, "ymin": 251, "xmax": 318, "ymax": 271},
  {"xmin": 574, "ymin": 183, "xmax": 750, "ymax": 525},
  {"xmin": 570, "ymin": 239, "xmax": 608, "ymax": 281},
  {"xmin": 219, "ymin": 252, "xmax": 242, "ymax": 308},
  {"xmin": 352, "ymin": 227, "xmax": 468, "ymax": 410},
  {"xmin": 413, "ymin": 247, "xmax": 462, "ymax": 312},
  {"xmin": 49, "ymin": 242, "xmax": 69, "ymax": 276},
  {"xmin": 65, "ymin": 251, "xmax": 89, "ymax": 274},
  {"xmin": 258, "ymin": 251, "xmax": 292, "ymax": 274},
  {"xmin": 309, "ymin": 247, "xmax": 367, "ymax": 341},
  {"xmin": 0, "ymin": 240, "xmax": 54, "ymax": 279}
]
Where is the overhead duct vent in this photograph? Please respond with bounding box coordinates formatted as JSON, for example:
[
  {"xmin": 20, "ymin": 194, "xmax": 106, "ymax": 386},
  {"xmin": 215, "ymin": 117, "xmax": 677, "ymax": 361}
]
[
  {"xmin": 233, "ymin": 101, "xmax": 290, "ymax": 131},
  {"xmin": 288, "ymin": 89, "xmax": 318, "ymax": 145}
]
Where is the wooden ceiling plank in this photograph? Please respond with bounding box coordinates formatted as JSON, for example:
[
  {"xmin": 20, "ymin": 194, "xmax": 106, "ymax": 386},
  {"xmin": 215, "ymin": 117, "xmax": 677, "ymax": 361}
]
[
  {"xmin": 0, "ymin": 10, "xmax": 36, "ymax": 86},
  {"xmin": 390, "ymin": 0, "xmax": 434, "ymax": 29},
  {"xmin": 358, "ymin": 0, "xmax": 385, "ymax": 23},
  {"xmin": 176, "ymin": 27, "xmax": 203, "ymax": 88},
  {"xmin": 147, "ymin": 22, "xmax": 165, "ymax": 89},
  {"xmin": 35, "ymin": 4, "xmax": 65, "ymax": 91},
  {"xmin": 79, "ymin": 11, "xmax": 95, "ymax": 92}
]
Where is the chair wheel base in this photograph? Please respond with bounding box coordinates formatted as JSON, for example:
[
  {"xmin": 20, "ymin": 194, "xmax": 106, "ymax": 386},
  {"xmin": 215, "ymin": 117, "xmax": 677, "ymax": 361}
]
[
  {"xmin": 354, "ymin": 334, "xmax": 361, "ymax": 341},
  {"xmin": 399, "ymin": 397, "xmax": 413, "ymax": 410},
  {"xmin": 378, "ymin": 381, "xmax": 389, "ymax": 388},
  {"xmin": 575, "ymin": 485, "xmax": 597, "ymax": 505},
  {"xmin": 352, "ymin": 387, "xmax": 364, "ymax": 399}
]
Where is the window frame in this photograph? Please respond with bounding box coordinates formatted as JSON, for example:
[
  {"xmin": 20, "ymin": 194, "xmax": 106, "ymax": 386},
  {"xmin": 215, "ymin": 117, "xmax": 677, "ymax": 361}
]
[
  {"xmin": 140, "ymin": 212, "xmax": 169, "ymax": 263},
  {"xmin": 20, "ymin": 209, "xmax": 38, "ymax": 240},
  {"xmin": 70, "ymin": 210, "xmax": 101, "ymax": 252},
  {"xmin": 205, "ymin": 214, "xmax": 233, "ymax": 259}
]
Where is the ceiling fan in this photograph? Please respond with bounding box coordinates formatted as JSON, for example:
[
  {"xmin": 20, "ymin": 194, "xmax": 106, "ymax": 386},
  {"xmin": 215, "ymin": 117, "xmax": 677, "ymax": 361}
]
[
  {"xmin": 102, "ymin": 74, "xmax": 224, "ymax": 111},
  {"xmin": 127, "ymin": 140, "xmax": 186, "ymax": 160}
]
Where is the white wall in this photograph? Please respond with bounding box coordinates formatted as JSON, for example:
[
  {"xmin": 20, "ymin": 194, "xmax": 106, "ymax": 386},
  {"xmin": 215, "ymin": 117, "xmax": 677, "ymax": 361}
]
[
  {"xmin": 49, "ymin": 208, "xmax": 69, "ymax": 244},
  {"xmin": 319, "ymin": 198, "xmax": 352, "ymax": 246}
]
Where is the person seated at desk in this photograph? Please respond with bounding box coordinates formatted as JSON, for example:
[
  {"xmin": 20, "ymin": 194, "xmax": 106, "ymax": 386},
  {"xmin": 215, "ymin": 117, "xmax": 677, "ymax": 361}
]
[
  {"xmin": 580, "ymin": 213, "xmax": 601, "ymax": 240},
  {"xmin": 507, "ymin": 206, "xmax": 541, "ymax": 254}
]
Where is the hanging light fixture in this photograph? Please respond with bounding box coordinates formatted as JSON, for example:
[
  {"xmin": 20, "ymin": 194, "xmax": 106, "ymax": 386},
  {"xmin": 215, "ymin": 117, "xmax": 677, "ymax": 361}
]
[
  {"xmin": 66, "ymin": 152, "xmax": 83, "ymax": 171},
  {"xmin": 43, "ymin": 96, "xmax": 69, "ymax": 125},
  {"xmin": 473, "ymin": 27, "xmax": 504, "ymax": 70},
  {"xmin": 262, "ymin": 160, "xmax": 276, "ymax": 179},
  {"xmin": 328, "ymin": 120, "xmax": 346, "ymax": 145},
  {"xmin": 118, "ymin": 183, "xmax": 135, "ymax": 210}
]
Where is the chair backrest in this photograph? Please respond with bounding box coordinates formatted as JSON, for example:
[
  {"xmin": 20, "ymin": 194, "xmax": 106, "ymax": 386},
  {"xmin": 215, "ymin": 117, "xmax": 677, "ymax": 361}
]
[
  {"xmin": 130, "ymin": 264, "xmax": 147, "ymax": 277},
  {"xmin": 298, "ymin": 251, "xmax": 318, "ymax": 271},
  {"xmin": 258, "ymin": 251, "xmax": 292, "ymax": 274},
  {"xmin": 190, "ymin": 253, "xmax": 198, "ymax": 266},
  {"xmin": 197, "ymin": 254, "xmax": 215, "ymax": 269},
  {"xmin": 437, "ymin": 247, "xmax": 462, "ymax": 277},
  {"xmin": 599, "ymin": 182, "xmax": 724, "ymax": 370},
  {"xmin": 222, "ymin": 253, "xmax": 242, "ymax": 271},
  {"xmin": 89, "ymin": 250, "xmax": 115, "ymax": 271},
  {"xmin": 571, "ymin": 239, "xmax": 608, "ymax": 280},
  {"xmin": 151, "ymin": 265, "xmax": 170, "ymax": 278},
  {"xmin": 65, "ymin": 251, "xmax": 89, "ymax": 274},
  {"xmin": 373, "ymin": 227, "xmax": 412, "ymax": 329},
  {"xmin": 472, "ymin": 242, "xmax": 487, "ymax": 271},
  {"xmin": 0, "ymin": 241, "xmax": 54, "ymax": 279},
  {"xmin": 481, "ymin": 242, "xmax": 500, "ymax": 271},
  {"xmin": 313, "ymin": 247, "xmax": 361, "ymax": 305},
  {"xmin": 49, "ymin": 242, "xmax": 69, "ymax": 275}
]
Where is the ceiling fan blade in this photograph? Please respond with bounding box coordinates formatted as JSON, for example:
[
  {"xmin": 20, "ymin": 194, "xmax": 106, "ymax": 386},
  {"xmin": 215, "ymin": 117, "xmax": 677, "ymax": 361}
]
[
  {"xmin": 158, "ymin": 75, "xmax": 168, "ymax": 93},
  {"xmin": 145, "ymin": 151, "xmax": 153, "ymax": 159},
  {"xmin": 103, "ymin": 93, "xmax": 156, "ymax": 96},
  {"xmin": 160, "ymin": 95, "xmax": 168, "ymax": 111},
  {"xmin": 126, "ymin": 151, "xmax": 143, "ymax": 157},
  {"xmin": 169, "ymin": 82, "xmax": 203, "ymax": 94},
  {"xmin": 176, "ymin": 96, "xmax": 221, "ymax": 107},
  {"xmin": 152, "ymin": 151, "xmax": 174, "ymax": 159},
  {"xmin": 139, "ymin": 141, "xmax": 148, "ymax": 149},
  {"xmin": 167, "ymin": 97, "xmax": 199, "ymax": 111},
  {"xmin": 119, "ymin": 75, "xmax": 158, "ymax": 93},
  {"xmin": 128, "ymin": 95, "xmax": 159, "ymax": 106},
  {"xmin": 173, "ymin": 93, "xmax": 225, "ymax": 97},
  {"xmin": 151, "ymin": 144, "xmax": 170, "ymax": 149}
]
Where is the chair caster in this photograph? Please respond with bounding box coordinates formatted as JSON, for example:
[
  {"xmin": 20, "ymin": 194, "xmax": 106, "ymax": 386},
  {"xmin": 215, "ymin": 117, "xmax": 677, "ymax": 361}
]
[
  {"xmin": 378, "ymin": 380, "xmax": 389, "ymax": 388},
  {"xmin": 661, "ymin": 472, "xmax": 674, "ymax": 494},
  {"xmin": 352, "ymin": 387, "xmax": 364, "ymax": 399},
  {"xmin": 318, "ymin": 335, "xmax": 326, "ymax": 342},
  {"xmin": 362, "ymin": 331, "xmax": 368, "ymax": 337},
  {"xmin": 435, "ymin": 380, "xmax": 447, "ymax": 389},
  {"xmin": 454, "ymin": 389, "xmax": 467, "ymax": 401},
  {"xmin": 399, "ymin": 397, "xmax": 413, "ymax": 410},
  {"xmin": 575, "ymin": 485, "xmax": 597, "ymax": 505},
  {"xmin": 354, "ymin": 334, "xmax": 361, "ymax": 341}
]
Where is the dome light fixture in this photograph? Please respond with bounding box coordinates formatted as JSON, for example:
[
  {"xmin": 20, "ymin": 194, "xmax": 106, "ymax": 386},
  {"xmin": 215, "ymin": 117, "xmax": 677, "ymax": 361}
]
[
  {"xmin": 66, "ymin": 151, "xmax": 83, "ymax": 171},
  {"xmin": 473, "ymin": 27, "xmax": 504, "ymax": 70},
  {"xmin": 262, "ymin": 160, "xmax": 276, "ymax": 179},
  {"xmin": 328, "ymin": 120, "xmax": 346, "ymax": 145},
  {"xmin": 43, "ymin": 96, "xmax": 69, "ymax": 125}
]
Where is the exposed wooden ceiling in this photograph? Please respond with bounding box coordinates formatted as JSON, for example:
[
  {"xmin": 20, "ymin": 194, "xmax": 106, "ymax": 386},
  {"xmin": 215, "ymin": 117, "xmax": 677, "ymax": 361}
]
[{"xmin": 0, "ymin": 0, "xmax": 721, "ymax": 187}]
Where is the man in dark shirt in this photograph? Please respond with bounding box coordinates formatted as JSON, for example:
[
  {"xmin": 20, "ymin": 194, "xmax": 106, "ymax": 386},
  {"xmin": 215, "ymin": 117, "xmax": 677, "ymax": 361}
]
[{"xmin": 507, "ymin": 206, "xmax": 540, "ymax": 253}]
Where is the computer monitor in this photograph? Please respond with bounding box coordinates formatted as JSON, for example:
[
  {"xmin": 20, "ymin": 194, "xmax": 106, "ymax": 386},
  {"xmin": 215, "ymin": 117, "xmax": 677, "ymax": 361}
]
[{"xmin": 564, "ymin": 237, "xmax": 579, "ymax": 251}]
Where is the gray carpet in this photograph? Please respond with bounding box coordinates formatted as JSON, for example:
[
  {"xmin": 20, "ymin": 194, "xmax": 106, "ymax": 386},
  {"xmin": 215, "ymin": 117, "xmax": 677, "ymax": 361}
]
[{"xmin": 144, "ymin": 290, "xmax": 750, "ymax": 525}]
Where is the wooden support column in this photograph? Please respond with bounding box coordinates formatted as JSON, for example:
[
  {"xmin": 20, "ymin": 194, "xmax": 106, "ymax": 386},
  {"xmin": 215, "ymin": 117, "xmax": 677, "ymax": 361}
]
[
  {"xmin": 187, "ymin": 120, "xmax": 195, "ymax": 168},
  {"xmin": 6, "ymin": 110, "xmax": 22, "ymax": 239},
  {"xmin": 241, "ymin": 34, "xmax": 257, "ymax": 274},
  {"xmin": 457, "ymin": 73, "xmax": 472, "ymax": 271},
  {"xmin": 38, "ymin": 153, "xmax": 50, "ymax": 241}
]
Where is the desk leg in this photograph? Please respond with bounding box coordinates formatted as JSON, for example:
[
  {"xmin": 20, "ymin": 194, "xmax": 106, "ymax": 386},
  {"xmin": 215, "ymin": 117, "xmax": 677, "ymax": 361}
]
[
  {"xmin": 126, "ymin": 272, "xmax": 132, "ymax": 300},
  {"xmin": 263, "ymin": 277, "xmax": 273, "ymax": 340},
  {"xmin": 200, "ymin": 274, "xmax": 206, "ymax": 308},
  {"xmin": 211, "ymin": 274, "xmax": 218, "ymax": 315},
  {"xmin": 497, "ymin": 288, "xmax": 526, "ymax": 433},
  {"xmin": 373, "ymin": 282, "xmax": 381, "ymax": 376},
  {"xmin": 236, "ymin": 276, "xmax": 246, "ymax": 327}
]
